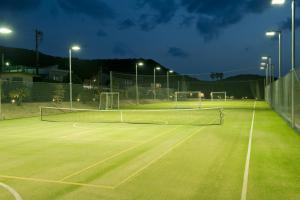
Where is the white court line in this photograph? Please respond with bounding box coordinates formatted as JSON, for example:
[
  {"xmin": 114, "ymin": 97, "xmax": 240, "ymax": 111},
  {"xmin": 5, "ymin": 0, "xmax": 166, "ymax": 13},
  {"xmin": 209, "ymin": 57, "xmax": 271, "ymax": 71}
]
[
  {"xmin": 241, "ymin": 101, "xmax": 256, "ymax": 200},
  {"xmin": 0, "ymin": 182, "xmax": 23, "ymax": 200}
]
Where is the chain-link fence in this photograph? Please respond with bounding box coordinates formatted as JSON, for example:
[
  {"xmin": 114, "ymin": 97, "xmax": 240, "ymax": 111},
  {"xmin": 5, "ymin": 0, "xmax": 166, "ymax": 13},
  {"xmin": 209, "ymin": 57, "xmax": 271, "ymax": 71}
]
[
  {"xmin": 110, "ymin": 72, "xmax": 264, "ymax": 102},
  {"xmin": 0, "ymin": 80, "xmax": 99, "ymax": 120},
  {"xmin": 265, "ymin": 69, "xmax": 300, "ymax": 131},
  {"xmin": 0, "ymin": 72, "xmax": 264, "ymax": 120}
]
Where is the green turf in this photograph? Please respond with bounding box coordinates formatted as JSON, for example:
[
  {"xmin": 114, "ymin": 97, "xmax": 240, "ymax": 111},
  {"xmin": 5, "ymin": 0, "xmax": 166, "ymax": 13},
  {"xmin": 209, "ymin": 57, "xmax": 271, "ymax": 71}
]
[{"xmin": 0, "ymin": 100, "xmax": 299, "ymax": 200}]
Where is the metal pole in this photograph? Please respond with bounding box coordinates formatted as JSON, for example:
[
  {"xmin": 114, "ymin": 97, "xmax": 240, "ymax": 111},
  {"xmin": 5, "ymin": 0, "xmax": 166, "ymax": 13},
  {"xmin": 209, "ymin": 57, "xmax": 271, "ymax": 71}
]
[
  {"xmin": 167, "ymin": 71, "xmax": 170, "ymax": 100},
  {"xmin": 135, "ymin": 64, "xmax": 139, "ymax": 104},
  {"xmin": 69, "ymin": 49, "xmax": 73, "ymax": 109},
  {"xmin": 0, "ymin": 79, "xmax": 2, "ymax": 120},
  {"xmin": 110, "ymin": 71, "xmax": 113, "ymax": 92},
  {"xmin": 154, "ymin": 68, "xmax": 156, "ymax": 100},
  {"xmin": 291, "ymin": 0, "xmax": 295, "ymax": 128},
  {"xmin": 278, "ymin": 32, "xmax": 282, "ymax": 78}
]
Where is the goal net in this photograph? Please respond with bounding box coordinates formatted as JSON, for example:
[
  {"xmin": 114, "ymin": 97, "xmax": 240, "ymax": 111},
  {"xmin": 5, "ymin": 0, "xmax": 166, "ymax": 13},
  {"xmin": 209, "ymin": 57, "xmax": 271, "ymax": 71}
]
[
  {"xmin": 40, "ymin": 107, "xmax": 224, "ymax": 126},
  {"xmin": 175, "ymin": 91, "xmax": 203, "ymax": 108},
  {"xmin": 99, "ymin": 92, "xmax": 120, "ymax": 110},
  {"xmin": 210, "ymin": 92, "xmax": 227, "ymax": 101}
]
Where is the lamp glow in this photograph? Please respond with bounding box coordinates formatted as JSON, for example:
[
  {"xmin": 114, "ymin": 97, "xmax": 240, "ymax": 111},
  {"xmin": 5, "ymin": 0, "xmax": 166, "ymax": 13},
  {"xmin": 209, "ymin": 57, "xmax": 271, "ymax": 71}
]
[
  {"xmin": 262, "ymin": 56, "xmax": 268, "ymax": 60},
  {"xmin": 169, "ymin": 70, "xmax": 174, "ymax": 73},
  {"xmin": 71, "ymin": 45, "xmax": 81, "ymax": 51},
  {"xmin": 0, "ymin": 27, "xmax": 12, "ymax": 34},
  {"xmin": 266, "ymin": 31, "xmax": 276, "ymax": 37},
  {"xmin": 156, "ymin": 67, "xmax": 161, "ymax": 70},
  {"xmin": 138, "ymin": 62, "xmax": 144, "ymax": 66},
  {"xmin": 271, "ymin": 0, "xmax": 285, "ymax": 5},
  {"xmin": 261, "ymin": 62, "xmax": 267, "ymax": 66},
  {"xmin": 5, "ymin": 62, "xmax": 10, "ymax": 66}
]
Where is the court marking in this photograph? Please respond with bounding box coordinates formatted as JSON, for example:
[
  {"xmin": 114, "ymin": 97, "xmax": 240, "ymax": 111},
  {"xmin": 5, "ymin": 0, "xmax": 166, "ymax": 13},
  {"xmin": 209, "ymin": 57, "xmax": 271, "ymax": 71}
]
[
  {"xmin": 241, "ymin": 101, "xmax": 256, "ymax": 200},
  {"xmin": 59, "ymin": 125, "xmax": 182, "ymax": 181},
  {"xmin": 0, "ymin": 182, "xmax": 23, "ymax": 200},
  {"xmin": 0, "ymin": 175, "xmax": 113, "ymax": 190},
  {"xmin": 113, "ymin": 119, "xmax": 214, "ymax": 188}
]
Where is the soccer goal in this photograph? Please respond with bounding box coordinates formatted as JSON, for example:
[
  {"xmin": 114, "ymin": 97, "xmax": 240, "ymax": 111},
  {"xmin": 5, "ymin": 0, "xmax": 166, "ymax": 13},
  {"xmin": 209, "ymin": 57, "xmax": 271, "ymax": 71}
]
[
  {"xmin": 175, "ymin": 91, "xmax": 203, "ymax": 108},
  {"xmin": 99, "ymin": 92, "xmax": 120, "ymax": 110},
  {"xmin": 210, "ymin": 92, "xmax": 227, "ymax": 101}
]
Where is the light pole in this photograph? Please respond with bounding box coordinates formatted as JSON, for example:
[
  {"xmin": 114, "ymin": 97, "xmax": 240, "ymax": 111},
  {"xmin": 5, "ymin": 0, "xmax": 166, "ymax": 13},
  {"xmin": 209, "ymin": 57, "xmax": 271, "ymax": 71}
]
[
  {"xmin": 266, "ymin": 31, "xmax": 282, "ymax": 78},
  {"xmin": 69, "ymin": 45, "xmax": 81, "ymax": 109},
  {"xmin": 260, "ymin": 63, "xmax": 268, "ymax": 86},
  {"xmin": 135, "ymin": 62, "xmax": 144, "ymax": 104},
  {"xmin": 271, "ymin": 0, "xmax": 295, "ymax": 127},
  {"xmin": 262, "ymin": 56, "xmax": 273, "ymax": 84},
  {"xmin": 153, "ymin": 66, "xmax": 161, "ymax": 100},
  {"xmin": 167, "ymin": 70, "xmax": 174, "ymax": 100},
  {"xmin": 0, "ymin": 26, "xmax": 12, "ymax": 120}
]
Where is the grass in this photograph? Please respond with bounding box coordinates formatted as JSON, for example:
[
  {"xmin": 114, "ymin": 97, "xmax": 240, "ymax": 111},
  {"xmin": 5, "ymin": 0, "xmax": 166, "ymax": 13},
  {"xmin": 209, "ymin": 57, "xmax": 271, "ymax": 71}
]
[{"xmin": 0, "ymin": 100, "xmax": 299, "ymax": 200}]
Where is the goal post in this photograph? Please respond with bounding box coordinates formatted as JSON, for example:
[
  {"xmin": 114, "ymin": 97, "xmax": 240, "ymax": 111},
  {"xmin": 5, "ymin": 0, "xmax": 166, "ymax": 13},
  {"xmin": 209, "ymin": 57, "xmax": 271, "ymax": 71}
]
[
  {"xmin": 99, "ymin": 92, "xmax": 120, "ymax": 110},
  {"xmin": 210, "ymin": 92, "xmax": 227, "ymax": 101},
  {"xmin": 175, "ymin": 91, "xmax": 203, "ymax": 108}
]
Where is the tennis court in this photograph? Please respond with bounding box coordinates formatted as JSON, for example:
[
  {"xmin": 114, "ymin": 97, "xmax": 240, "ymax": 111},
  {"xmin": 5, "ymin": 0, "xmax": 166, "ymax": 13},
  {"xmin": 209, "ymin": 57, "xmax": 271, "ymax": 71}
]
[{"xmin": 0, "ymin": 100, "xmax": 299, "ymax": 200}]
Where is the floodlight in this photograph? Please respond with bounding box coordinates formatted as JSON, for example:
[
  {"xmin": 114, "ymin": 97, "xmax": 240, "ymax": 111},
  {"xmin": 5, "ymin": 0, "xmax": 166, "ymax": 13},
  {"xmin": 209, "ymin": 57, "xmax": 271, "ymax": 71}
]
[
  {"xmin": 71, "ymin": 45, "xmax": 81, "ymax": 51},
  {"xmin": 271, "ymin": 0, "xmax": 285, "ymax": 5},
  {"xmin": 0, "ymin": 27, "xmax": 12, "ymax": 34},
  {"xmin": 260, "ymin": 66, "xmax": 265, "ymax": 70},
  {"xmin": 266, "ymin": 31, "xmax": 276, "ymax": 37},
  {"xmin": 261, "ymin": 62, "xmax": 267, "ymax": 66},
  {"xmin": 261, "ymin": 56, "xmax": 268, "ymax": 60}
]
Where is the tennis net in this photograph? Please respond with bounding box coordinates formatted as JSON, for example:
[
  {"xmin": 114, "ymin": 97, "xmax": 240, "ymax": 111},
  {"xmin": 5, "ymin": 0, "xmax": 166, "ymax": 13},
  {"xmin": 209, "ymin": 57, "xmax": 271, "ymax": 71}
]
[{"xmin": 40, "ymin": 107, "xmax": 224, "ymax": 126}]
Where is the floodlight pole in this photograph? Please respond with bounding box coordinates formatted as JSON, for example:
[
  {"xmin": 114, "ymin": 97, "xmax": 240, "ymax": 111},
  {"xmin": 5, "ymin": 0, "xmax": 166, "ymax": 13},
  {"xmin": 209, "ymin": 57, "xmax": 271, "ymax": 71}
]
[
  {"xmin": 278, "ymin": 31, "xmax": 282, "ymax": 78},
  {"xmin": 153, "ymin": 68, "xmax": 156, "ymax": 100},
  {"xmin": 167, "ymin": 71, "xmax": 170, "ymax": 100},
  {"xmin": 135, "ymin": 63, "xmax": 139, "ymax": 104},
  {"xmin": 291, "ymin": 0, "xmax": 296, "ymax": 127},
  {"xmin": 0, "ymin": 79, "xmax": 2, "ymax": 120},
  {"xmin": 69, "ymin": 49, "xmax": 73, "ymax": 109}
]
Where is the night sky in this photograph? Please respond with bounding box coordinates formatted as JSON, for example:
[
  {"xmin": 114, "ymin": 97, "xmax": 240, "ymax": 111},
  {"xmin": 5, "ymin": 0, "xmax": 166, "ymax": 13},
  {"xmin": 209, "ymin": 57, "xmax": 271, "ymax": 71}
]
[{"xmin": 0, "ymin": 0, "xmax": 299, "ymax": 78}]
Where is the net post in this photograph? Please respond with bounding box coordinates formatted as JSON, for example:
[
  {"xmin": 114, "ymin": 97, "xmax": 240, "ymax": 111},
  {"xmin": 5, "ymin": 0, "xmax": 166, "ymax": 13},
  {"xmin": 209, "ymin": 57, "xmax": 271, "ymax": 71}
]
[
  {"xmin": 120, "ymin": 111, "xmax": 123, "ymax": 122},
  {"xmin": 0, "ymin": 79, "xmax": 2, "ymax": 120},
  {"xmin": 40, "ymin": 106, "xmax": 42, "ymax": 121}
]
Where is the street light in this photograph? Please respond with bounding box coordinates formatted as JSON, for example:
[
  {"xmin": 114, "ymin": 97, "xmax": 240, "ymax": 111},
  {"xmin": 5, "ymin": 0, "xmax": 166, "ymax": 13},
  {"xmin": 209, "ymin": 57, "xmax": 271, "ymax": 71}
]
[
  {"xmin": 69, "ymin": 45, "xmax": 81, "ymax": 109},
  {"xmin": 167, "ymin": 70, "xmax": 174, "ymax": 100},
  {"xmin": 262, "ymin": 56, "xmax": 273, "ymax": 83},
  {"xmin": 271, "ymin": 0, "xmax": 286, "ymax": 5},
  {"xmin": 0, "ymin": 27, "xmax": 12, "ymax": 35},
  {"xmin": 260, "ymin": 63, "xmax": 268, "ymax": 86},
  {"xmin": 0, "ymin": 26, "xmax": 12, "ymax": 120},
  {"xmin": 266, "ymin": 31, "xmax": 282, "ymax": 78},
  {"xmin": 271, "ymin": 0, "xmax": 295, "ymax": 127},
  {"xmin": 5, "ymin": 62, "xmax": 10, "ymax": 66},
  {"xmin": 153, "ymin": 66, "xmax": 161, "ymax": 100},
  {"xmin": 135, "ymin": 62, "xmax": 144, "ymax": 104}
]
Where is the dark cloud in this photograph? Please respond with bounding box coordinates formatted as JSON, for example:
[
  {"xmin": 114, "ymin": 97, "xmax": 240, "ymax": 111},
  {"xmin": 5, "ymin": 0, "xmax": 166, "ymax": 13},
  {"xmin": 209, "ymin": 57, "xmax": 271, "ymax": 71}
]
[
  {"xmin": 56, "ymin": 0, "xmax": 115, "ymax": 21},
  {"xmin": 113, "ymin": 42, "xmax": 132, "ymax": 56},
  {"xmin": 137, "ymin": 0, "xmax": 178, "ymax": 31},
  {"xmin": 118, "ymin": 19, "xmax": 136, "ymax": 30},
  {"xmin": 180, "ymin": 0, "xmax": 270, "ymax": 40},
  {"xmin": 180, "ymin": 15, "xmax": 196, "ymax": 27},
  {"xmin": 279, "ymin": 17, "xmax": 300, "ymax": 31},
  {"xmin": 168, "ymin": 47, "xmax": 189, "ymax": 58},
  {"xmin": 0, "ymin": 0, "xmax": 42, "ymax": 11},
  {"xmin": 96, "ymin": 29, "xmax": 107, "ymax": 37}
]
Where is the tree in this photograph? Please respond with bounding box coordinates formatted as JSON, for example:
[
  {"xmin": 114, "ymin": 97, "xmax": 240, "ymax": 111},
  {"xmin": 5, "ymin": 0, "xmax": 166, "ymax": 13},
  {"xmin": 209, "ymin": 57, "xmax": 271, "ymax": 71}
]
[{"xmin": 210, "ymin": 73, "xmax": 216, "ymax": 80}]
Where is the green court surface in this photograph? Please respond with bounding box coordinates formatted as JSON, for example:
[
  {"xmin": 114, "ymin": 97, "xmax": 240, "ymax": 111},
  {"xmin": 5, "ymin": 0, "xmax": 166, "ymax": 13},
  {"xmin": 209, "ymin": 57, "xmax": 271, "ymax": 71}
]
[{"xmin": 0, "ymin": 101, "xmax": 299, "ymax": 200}]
